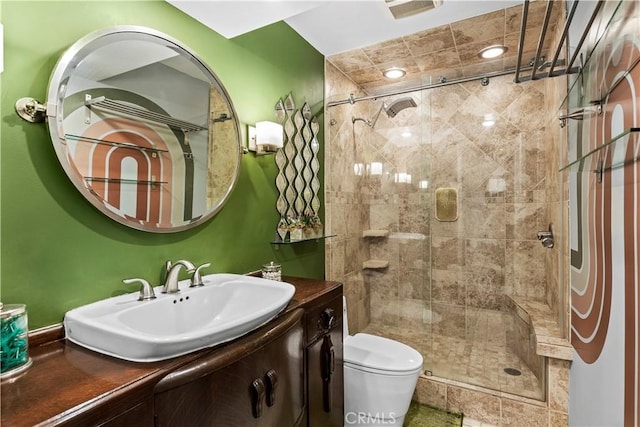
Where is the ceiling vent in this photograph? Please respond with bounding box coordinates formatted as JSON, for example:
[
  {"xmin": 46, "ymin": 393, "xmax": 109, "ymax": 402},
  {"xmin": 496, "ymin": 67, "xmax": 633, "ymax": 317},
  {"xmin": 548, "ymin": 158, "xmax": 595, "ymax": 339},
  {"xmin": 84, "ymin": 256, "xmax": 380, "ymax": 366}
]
[{"xmin": 385, "ymin": 0, "xmax": 443, "ymax": 19}]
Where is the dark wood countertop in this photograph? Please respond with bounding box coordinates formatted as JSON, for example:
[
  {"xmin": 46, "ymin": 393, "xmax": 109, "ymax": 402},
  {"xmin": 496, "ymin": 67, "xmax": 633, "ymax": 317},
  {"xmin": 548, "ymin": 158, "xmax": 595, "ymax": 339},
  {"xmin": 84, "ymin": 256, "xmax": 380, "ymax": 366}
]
[{"xmin": 1, "ymin": 276, "xmax": 342, "ymax": 427}]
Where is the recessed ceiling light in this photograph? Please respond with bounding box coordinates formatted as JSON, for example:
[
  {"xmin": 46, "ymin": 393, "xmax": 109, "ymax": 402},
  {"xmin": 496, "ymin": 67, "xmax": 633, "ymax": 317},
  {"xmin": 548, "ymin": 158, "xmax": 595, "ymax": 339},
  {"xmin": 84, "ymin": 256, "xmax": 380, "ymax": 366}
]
[
  {"xmin": 478, "ymin": 45, "xmax": 508, "ymax": 59},
  {"xmin": 383, "ymin": 67, "xmax": 406, "ymax": 79}
]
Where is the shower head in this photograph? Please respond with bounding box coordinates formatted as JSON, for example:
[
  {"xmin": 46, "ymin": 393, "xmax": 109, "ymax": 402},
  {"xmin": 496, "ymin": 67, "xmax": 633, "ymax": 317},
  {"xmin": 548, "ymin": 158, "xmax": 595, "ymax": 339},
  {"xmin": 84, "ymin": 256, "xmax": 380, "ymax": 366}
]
[
  {"xmin": 351, "ymin": 97, "xmax": 417, "ymax": 127},
  {"xmin": 384, "ymin": 97, "xmax": 417, "ymax": 118}
]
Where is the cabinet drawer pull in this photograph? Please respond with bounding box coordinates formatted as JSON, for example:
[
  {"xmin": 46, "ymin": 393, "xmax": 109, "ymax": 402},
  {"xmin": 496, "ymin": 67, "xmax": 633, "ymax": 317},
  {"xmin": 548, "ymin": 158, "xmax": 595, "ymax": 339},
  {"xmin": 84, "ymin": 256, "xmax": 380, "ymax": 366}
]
[
  {"xmin": 265, "ymin": 369, "xmax": 278, "ymax": 407},
  {"xmin": 251, "ymin": 378, "xmax": 266, "ymax": 418},
  {"xmin": 320, "ymin": 307, "xmax": 336, "ymax": 330}
]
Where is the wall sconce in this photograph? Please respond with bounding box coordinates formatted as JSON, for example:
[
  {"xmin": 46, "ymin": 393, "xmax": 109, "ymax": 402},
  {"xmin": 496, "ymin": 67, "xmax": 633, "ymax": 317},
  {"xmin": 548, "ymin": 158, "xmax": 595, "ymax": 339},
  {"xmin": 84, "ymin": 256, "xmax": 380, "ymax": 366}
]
[
  {"xmin": 248, "ymin": 121, "xmax": 283, "ymax": 155},
  {"xmin": 486, "ymin": 178, "xmax": 506, "ymax": 193},
  {"xmin": 482, "ymin": 113, "xmax": 496, "ymax": 127},
  {"xmin": 368, "ymin": 162, "xmax": 383, "ymax": 176},
  {"xmin": 394, "ymin": 172, "xmax": 412, "ymax": 184}
]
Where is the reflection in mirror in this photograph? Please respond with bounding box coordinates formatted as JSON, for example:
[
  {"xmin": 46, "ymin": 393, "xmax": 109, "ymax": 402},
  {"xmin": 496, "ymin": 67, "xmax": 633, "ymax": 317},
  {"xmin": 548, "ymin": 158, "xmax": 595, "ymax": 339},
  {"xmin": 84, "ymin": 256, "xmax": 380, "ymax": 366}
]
[
  {"xmin": 46, "ymin": 26, "xmax": 241, "ymax": 232},
  {"xmin": 284, "ymin": 92, "xmax": 296, "ymax": 112},
  {"xmin": 274, "ymin": 99, "xmax": 286, "ymax": 124},
  {"xmin": 301, "ymin": 102, "xmax": 311, "ymax": 121}
]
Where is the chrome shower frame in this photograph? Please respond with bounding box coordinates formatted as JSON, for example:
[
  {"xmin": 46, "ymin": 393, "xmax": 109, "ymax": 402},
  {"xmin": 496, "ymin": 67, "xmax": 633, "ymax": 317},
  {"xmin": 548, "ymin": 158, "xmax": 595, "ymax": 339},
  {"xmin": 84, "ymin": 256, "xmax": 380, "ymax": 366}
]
[{"xmin": 329, "ymin": 0, "xmax": 600, "ymax": 109}]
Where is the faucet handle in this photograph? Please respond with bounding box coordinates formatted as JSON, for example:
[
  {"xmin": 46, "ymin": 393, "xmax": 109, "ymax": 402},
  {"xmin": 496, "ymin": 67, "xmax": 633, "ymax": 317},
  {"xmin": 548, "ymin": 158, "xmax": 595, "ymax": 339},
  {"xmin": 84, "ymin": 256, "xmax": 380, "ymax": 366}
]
[
  {"xmin": 123, "ymin": 278, "xmax": 156, "ymax": 301},
  {"xmin": 190, "ymin": 263, "xmax": 211, "ymax": 287}
]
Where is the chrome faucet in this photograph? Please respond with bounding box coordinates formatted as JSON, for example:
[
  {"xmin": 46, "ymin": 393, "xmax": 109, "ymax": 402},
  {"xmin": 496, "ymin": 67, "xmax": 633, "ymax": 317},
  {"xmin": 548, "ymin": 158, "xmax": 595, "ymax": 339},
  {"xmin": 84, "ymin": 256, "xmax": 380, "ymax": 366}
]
[
  {"xmin": 162, "ymin": 260, "xmax": 196, "ymax": 294},
  {"xmin": 190, "ymin": 262, "xmax": 211, "ymax": 287},
  {"xmin": 537, "ymin": 228, "xmax": 555, "ymax": 248},
  {"xmin": 123, "ymin": 278, "xmax": 156, "ymax": 301}
]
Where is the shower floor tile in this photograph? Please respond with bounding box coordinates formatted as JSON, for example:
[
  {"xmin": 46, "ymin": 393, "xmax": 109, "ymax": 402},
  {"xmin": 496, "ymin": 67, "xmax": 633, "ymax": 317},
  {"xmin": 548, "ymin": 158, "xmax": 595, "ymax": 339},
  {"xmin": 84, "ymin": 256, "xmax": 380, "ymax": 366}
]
[{"xmin": 361, "ymin": 302, "xmax": 544, "ymax": 400}]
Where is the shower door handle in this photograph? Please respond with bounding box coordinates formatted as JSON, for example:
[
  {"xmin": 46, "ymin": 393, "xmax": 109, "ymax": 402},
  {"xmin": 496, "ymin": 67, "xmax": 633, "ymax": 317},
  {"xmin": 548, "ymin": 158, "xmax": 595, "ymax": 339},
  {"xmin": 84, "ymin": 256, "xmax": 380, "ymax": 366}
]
[{"xmin": 321, "ymin": 335, "xmax": 335, "ymax": 412}]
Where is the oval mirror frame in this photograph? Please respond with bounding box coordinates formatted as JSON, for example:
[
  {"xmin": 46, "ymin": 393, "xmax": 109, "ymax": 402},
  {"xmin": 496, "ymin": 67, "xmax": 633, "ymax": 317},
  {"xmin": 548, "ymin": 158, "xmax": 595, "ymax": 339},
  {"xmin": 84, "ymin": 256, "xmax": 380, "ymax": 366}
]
[{"xmin": 45, "ymin": 26, "xmax": 242, "ymax": 233}]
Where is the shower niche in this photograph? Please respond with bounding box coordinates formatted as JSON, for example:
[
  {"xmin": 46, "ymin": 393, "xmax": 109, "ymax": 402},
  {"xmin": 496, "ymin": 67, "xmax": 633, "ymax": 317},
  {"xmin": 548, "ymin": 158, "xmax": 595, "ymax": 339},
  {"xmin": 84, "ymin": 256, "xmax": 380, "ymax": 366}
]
[{"xmin": 271, "ymin": 94, "xmax": 331, "ymax": 244}]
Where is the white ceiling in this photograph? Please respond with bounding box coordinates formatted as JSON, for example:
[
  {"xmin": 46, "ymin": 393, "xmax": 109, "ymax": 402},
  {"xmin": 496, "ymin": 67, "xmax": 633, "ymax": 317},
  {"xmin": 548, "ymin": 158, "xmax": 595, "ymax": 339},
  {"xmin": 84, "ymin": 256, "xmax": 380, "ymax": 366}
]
[{"xmin": 167, "ymin": 0, "xmax": 522, "ymax": 56}]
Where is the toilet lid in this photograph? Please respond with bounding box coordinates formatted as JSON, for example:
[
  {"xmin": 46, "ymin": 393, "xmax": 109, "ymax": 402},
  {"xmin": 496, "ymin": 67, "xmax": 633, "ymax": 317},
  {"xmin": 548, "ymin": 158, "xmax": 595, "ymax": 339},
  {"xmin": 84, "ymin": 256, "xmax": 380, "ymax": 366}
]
[{"xmin": 344, "ymin": 333, "xmax": 423, "ymax": 373}]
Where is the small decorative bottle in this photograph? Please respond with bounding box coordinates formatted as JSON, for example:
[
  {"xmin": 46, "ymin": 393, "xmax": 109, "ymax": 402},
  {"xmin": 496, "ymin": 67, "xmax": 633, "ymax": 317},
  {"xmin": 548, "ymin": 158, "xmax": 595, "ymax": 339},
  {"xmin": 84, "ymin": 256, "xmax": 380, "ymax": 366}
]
[{"xmin": 261, "ymin": 262, "xmax": 282, "ymax": 281}]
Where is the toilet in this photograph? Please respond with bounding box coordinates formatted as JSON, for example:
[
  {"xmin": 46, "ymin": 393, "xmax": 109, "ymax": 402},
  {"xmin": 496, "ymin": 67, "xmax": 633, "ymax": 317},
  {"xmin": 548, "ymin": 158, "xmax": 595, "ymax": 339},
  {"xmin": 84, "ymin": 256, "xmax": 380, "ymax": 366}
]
[{"xmin": 343, "ymin": 297, "xmax": 423, "ymax": 427}]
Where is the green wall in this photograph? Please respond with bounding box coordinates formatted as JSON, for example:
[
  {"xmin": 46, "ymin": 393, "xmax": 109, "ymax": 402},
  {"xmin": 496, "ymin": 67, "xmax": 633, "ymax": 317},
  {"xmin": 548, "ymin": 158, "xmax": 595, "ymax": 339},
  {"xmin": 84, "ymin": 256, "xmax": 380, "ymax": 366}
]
[{"xmin": 0, "ymin": 1, "xmax": 326, "ymax": 329}]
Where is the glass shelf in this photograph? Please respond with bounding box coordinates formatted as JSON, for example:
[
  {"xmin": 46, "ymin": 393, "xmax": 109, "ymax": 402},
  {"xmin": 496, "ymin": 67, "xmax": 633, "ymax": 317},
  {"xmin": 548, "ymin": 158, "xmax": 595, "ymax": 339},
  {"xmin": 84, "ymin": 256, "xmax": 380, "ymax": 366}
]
[
  {"xmin": 560, "ymin": 128, "xmax": 640, "ymax": 173},
  {"xmin": 560, "ymin": 0, "xmax": 634, "ymax": 112},
  {"xmin": 271, "ymin": 234, "xmax": 336, "ymax": 245}
]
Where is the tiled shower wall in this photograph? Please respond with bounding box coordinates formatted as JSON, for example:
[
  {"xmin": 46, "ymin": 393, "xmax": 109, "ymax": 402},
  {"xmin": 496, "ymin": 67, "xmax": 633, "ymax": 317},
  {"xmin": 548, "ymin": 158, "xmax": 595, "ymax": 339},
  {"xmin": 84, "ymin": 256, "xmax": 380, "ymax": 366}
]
[
  {"xmin": 326, "ymin": 61, "xmax": 557, "ymax": 333},
  {"xmin": 325, "ymin": 62, "xmax": 371, "ymax": 332},
  {"xmin": 427, "ymin": 74, "xmax": 551, "ymax": 313}
]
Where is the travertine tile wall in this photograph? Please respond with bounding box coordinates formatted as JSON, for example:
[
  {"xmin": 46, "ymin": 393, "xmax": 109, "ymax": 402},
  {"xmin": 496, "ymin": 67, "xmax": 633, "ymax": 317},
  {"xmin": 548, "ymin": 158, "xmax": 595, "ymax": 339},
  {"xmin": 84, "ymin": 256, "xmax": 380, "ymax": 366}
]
[
  {"xmin": 428, "ymin": 74, "xmax": 551, "ymax": 314},
  {"xmin": 326, "ymin": 65, "xmax": 554, "ymax": 332},
  {"xmin": 325, "ymin": 6, "xmax": 570, "ymax": 425},
  {"xmin": 325, "ymin": 61, "xmax": 371, "ymax": 332}
]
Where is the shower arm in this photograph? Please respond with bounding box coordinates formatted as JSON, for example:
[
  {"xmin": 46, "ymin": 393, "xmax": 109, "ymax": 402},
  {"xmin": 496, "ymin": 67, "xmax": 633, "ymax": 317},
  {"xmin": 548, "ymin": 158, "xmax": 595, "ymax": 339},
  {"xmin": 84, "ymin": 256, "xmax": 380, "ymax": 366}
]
[
  {"xmin": 369, "ymin": 102, "xmax": 385, "ymax": 127},
  {"xmin": 351, "ymin": 102, "xmax": 385, "ymax": 127}
]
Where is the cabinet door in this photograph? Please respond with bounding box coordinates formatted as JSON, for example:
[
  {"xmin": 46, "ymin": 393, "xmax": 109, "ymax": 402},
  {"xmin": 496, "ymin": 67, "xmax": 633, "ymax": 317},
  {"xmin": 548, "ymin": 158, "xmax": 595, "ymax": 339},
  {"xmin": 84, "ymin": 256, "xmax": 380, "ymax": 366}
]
[
  {"xmin": 154, "ymin": 355, "xmax": 259, "ymax": 426},
  {"xmin": 154, "ymin": 309, "xmax": 304, "ymax": 427},
  {"xmin": 261, "ymin": 321, "xmax": 305, "ymax": 426}
]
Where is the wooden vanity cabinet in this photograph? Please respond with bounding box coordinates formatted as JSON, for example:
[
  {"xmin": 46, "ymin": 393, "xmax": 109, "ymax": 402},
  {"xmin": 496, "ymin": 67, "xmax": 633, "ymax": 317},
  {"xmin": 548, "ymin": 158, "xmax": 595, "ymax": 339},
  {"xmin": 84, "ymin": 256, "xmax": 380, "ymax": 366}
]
[
  {"xmin": 99, "ymin": 398, "xmax": 154, "ymax": 426},
  {"xmin": 1, "ymin": 279, "xmax": 344, "ymax": 427},
  {"xmin": 153, "ymin": 308, "xmax": 305, "ymax": 426}
]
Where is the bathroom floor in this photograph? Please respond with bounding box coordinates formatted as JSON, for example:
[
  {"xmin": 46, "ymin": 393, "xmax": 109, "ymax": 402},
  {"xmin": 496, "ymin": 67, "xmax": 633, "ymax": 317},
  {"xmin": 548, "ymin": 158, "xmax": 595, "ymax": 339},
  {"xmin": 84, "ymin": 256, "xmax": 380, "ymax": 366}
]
[
  {"xmin": 404, "ymin": 402, "xmax": 462, "ymax": 426},
  {"xmin": 362, "ymin": 300, "xmax": 543, "ymax": 400},
  {"xmin": 404, "ymin": 401, "xmax": 496, "ymax": 427}
]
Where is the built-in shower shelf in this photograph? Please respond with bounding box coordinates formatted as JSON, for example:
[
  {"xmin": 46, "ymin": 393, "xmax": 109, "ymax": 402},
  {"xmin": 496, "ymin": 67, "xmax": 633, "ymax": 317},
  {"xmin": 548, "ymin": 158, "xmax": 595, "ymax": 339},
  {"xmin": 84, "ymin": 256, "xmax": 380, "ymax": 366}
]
[
  {"xmin": 362, "ymin": 259, "xmax": 389, "ymax": 270},
  {"xmin": 362, "ymin": 229, "xmax": 389, "ymax": 238}
]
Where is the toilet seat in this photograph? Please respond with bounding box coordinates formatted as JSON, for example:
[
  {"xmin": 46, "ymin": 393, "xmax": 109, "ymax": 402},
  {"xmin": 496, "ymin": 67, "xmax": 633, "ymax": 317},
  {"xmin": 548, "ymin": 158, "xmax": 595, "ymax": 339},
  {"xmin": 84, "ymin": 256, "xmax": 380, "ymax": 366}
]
[{"xmin": 344, "ymin": 333, "xmax": 423, "ymax": 375}]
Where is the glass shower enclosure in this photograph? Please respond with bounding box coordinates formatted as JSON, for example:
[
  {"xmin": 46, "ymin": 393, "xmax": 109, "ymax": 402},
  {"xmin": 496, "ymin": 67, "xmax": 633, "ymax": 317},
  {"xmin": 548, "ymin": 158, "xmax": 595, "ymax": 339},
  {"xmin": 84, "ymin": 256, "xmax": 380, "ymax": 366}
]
[{"xmin": 325, "ymin": 72, "xmax": 549, "ymax": 400}]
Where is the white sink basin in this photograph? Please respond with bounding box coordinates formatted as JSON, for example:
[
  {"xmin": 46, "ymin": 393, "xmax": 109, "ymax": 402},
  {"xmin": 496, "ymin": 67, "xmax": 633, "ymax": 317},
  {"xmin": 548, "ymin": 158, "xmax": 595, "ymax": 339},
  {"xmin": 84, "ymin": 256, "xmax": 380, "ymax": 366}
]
[{"xmin": 64, "ymin": 274, "xmax": 295, "ymax": 362}]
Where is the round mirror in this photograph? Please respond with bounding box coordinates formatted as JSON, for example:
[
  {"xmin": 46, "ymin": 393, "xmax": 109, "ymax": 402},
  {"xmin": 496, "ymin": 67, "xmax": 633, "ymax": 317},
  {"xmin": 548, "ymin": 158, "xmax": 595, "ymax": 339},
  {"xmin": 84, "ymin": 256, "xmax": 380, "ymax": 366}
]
[{"xmin": 45, "ymin": 26, "xmax": 242, "ymax": 232}]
